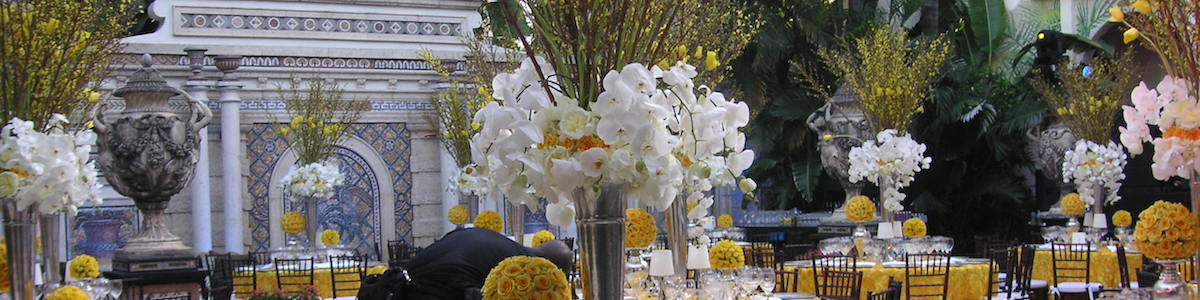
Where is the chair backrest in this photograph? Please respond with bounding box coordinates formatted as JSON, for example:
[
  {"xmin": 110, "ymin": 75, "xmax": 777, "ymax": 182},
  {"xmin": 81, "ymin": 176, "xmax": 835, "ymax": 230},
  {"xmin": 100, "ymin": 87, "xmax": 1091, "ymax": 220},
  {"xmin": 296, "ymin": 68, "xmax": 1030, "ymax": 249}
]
[
  {"xmin": 1050, "ymin": 243, "xmax": 1092, "ymax": 286},
  {"xmin": 867, "ymin": 277, "xmax": 902, "ymax": 300},
  {"xmin": 248, "ymin": 251, "xmax": 272, "ymax": 266},
  {"xmin": 227, "ymin": 256, "xmax": 257, "ymax": 298},
  {"xmin": 749, "ymin": 247, "xmax": 777, "ymax": 268},
  {"xmin": 387, "ymin": 240, "xmax": 408, "ymax": 268},
  {"xmin": 812, "ymin": 253, "xmax": 858, "ymax": 295},
  {"xmin": 986, "ymin": 247, "xmax": 1018, "ymax": 297},
  {"xmin": 817, "ymin": 270, "xmax": 862, "ymax": 300},
  {"xmin": 329, "ymin": 255, "xmax": 367, "ymax": 298},
  {"xmin": 776, "ymin": 268, "xmax": 800, "ymax": 293},
  {"xmin": 904, "ymin": 252, "xmax": 950, "ymax": 300},
  {"xmin": 1116, "ymin": 245, "xmax": 1132, "ymax": 289},
  {"xmin": 274, "ymin": 258, "xmax": 315, "ymax": 292}
]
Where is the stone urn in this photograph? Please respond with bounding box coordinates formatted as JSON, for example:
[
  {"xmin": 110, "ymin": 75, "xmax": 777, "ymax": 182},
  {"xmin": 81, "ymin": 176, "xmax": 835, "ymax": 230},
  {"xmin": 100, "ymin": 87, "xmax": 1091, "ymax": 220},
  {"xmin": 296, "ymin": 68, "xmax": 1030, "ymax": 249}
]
[
  {"xmin": 1027, "ymin": 120, "xmax": 1077, "ymax": 211},
  {"xmin": 91, "ymin": 54, "xmax": 212, "ymax": 271},
  {"xmin": 807, "ymin": 86, "xmax": 873, "ymax": 219}
]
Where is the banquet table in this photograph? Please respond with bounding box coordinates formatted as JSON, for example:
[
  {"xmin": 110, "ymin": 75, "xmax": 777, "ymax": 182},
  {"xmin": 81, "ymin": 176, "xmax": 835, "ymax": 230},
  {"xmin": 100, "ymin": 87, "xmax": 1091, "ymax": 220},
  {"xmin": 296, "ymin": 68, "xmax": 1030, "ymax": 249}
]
[
  {"xmin": 233, "ymin": 262, "xmax": 388, "ymax": 298},
  {"xmin": 1031, "ymin": 245, "xmax": 1143, "ymax": 288},
  {"xmin": 782, "ymin": 259, "xmax": 992, "ymax": 300}
]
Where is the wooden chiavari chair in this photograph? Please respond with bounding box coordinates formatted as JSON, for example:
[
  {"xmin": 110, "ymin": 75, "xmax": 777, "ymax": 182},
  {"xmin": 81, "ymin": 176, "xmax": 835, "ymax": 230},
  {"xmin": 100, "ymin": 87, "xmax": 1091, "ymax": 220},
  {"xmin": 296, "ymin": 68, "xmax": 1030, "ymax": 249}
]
[
  {"xmin": 904, "ymin": 252, "xmax": 951, "ymax": 300},
  {"xmin": 274, "ymin": 258, "xmax": 315, "ymax": 292},
  {"xmin": 867, "ymin": 277, "xmax": 902, "ymax": 300},
  {"xmin": 986, "ymin": 247, "xmax": 1029, "ymax": 299},
  {"xmin": 817, "ymin": 270, "xmax": 863, "ymax": 300},
  {"xmin": 1050, "ymin": 243, "xmax": 1100, "ymax": 298},
  {"xmin": 329, "ymin": 254, "xmax": 367, "ymax": 299},
  {"xmin": 227, "ymin": 256, "xmax": 257, "ymax": 299},
  {"xmin": 812, "ymin": 254, "xmax": 858, "ymax": 298}
]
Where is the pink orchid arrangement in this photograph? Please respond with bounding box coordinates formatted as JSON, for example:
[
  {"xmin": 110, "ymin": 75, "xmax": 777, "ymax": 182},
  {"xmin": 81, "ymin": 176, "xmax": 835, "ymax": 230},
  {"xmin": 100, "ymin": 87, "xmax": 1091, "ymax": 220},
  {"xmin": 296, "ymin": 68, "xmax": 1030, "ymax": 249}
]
[{"xmin": 1120, "ymin": 76, "xmax": 1200, "ymax": 180}]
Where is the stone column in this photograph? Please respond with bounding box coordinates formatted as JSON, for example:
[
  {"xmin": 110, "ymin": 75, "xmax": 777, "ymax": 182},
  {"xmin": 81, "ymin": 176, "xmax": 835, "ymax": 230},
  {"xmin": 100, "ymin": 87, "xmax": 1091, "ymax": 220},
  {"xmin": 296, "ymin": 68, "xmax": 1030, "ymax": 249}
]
[
  {"xmin": 216, "ymin": 56, "xmax": 244, "ymax": 253},
  {"xmin": 184, "ymin": 48, "xmax": 213, "ymax": 253},
  {"xmin": 439, "ymin": 146, "xmax": 457, "ymax": 234}
]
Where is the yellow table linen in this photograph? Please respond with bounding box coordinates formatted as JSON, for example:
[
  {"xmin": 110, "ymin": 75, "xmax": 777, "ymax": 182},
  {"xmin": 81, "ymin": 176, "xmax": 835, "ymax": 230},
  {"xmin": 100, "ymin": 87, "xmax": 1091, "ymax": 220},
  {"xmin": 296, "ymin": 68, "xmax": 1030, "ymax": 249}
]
[
  {"xmin": 784, "ymin": 262, "xmax": 991, "ymax": 300},
  {"xmin": 1032, "ymin": 248, "xmax": 1142, "ymax": 288},
  {"xmin": 234, "ymin": 265, "xmax": 388, "ymax": 298}
]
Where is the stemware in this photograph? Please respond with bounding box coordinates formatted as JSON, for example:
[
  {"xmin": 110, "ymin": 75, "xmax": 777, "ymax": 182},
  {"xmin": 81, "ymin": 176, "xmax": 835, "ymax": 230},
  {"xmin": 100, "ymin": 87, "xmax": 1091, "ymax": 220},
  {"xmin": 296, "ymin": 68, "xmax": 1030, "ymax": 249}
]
[
  {"xmin": 758, "ymin": 267, "xmax": 776, "ymax": 296},
  {"xmin": 108, "ymin": 279, "xmax": 123, "ymax": 300},
  {"xmin": 738, "ymin": 267, "xmax": 761, "ymax": 297}
]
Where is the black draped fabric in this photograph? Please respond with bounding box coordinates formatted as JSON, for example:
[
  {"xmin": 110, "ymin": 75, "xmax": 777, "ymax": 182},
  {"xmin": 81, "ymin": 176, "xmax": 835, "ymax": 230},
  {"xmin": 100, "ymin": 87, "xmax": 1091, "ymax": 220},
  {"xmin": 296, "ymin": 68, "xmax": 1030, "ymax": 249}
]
[{"xmin": 403, "ymin": 228, "xmax": 529, "ymax": 300}]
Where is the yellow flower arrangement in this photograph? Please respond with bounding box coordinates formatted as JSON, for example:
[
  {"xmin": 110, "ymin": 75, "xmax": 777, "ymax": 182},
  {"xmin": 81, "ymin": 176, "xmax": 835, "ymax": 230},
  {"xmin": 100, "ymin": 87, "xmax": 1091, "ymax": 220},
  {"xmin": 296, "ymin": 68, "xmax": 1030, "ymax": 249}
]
[
  {"xmin": 321, "ymin": 229, "xmax": 340, "ymax": 246},
  {"xmin": 46, "ymin": 286, "xmax": 88, "ymax": 300},
  {"xmin": 717, "ymin": 214, "xmax": 734, "ymax": 228},
  {"xmin": 281, "ymin": 211, "xmax": 306, "ymax": 234},
  {"xmin": 903, "ymin": 218, "xmax": 927, "ymax": 238},
  {"xmin": 845, "ymin": 195, "xmax": 876, "ymax": 223},
  {"xmin": 68, "ymin": 254, "xmax": 99, "ymax": 279},
  {"xmin": 1113, "ymin": 210, "xmax": 1133, "ymax": 227},
  {"xmin": 1134, "ymin": 201, "xmax": 1200, "ymax": 260},
  {"xmin": 708, "ymin": 240, "xmax": 745, "ymax": 270},
  {"xmin": 448, "ymin": 205, "xmax": 469, "ymax": 225},
  {"xmin": 481, "ymin": 256, "xmax": 571, "ymax": 300},
  {"xmin": 0, "ymin": 243, "xmax": 8, "ymax": 292},
  {"xmin": 475, "ymin": 211, "xmax": 503, "ymax": 233},
  {"xmin": 625, "ymin": 208, "xmax": 658, "ymax": 249},
  {"xmin": 531, "ymin": 230, "xmax": 555, "ymax": 247},
  {"xmin": 1060, "ymin": 193, "xmax": 1085, "ymax": 216}
]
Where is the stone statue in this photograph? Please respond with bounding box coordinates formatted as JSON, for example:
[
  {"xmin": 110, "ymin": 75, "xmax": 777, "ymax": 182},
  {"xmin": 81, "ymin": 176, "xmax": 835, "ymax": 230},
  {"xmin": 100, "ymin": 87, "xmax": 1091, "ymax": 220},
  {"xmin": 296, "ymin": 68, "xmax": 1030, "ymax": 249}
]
[
  {"xmin": 92, "ymin": 54, "xmax": 212, "ymax": 271},
  {"xmin": 807, "ymin": 86, "xmax": 873, "ymax": 217},
  {"xmin": 1027, "ymin": 120, "xmax": 1077, "ymax": 210}
]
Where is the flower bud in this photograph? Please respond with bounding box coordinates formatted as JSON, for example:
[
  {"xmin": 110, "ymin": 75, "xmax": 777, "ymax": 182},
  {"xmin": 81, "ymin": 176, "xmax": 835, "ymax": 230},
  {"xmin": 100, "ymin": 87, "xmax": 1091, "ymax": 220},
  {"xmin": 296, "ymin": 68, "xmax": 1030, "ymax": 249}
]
[
  {"xmin": 1108, "ymin": 7, "xmax": 1124, "ymax": 22},
  {"xmin": 1124, "ymin": 28, "xmax": 1140, "ymax": 44},
  {"xmin": 1132, "ymin": 0, "xmax": 1151, "ymax": 15},
  {"xmin": 738, "ymin": 178, "xmax": 757, "ymax": 194},
  {"xmin": 822, "ymin": 134, "xmax": 834, "ymax": 141}
]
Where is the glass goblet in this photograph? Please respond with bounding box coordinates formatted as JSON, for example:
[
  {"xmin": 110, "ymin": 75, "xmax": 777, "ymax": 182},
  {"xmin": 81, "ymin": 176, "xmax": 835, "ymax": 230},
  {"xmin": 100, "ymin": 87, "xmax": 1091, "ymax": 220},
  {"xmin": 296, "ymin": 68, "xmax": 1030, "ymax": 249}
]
[
  {"xmin": 738, "ymin": 267, "xmax": 761, "ymax": 297},
  {"xmin": 758, "ymin": 267, "xmax": 776, "ymax": 296}
]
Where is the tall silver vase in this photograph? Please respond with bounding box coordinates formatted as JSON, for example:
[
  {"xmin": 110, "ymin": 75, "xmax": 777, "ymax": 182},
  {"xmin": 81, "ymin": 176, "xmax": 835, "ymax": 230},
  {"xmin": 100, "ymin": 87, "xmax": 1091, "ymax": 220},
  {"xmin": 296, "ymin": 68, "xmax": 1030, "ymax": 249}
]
[
  {"xmin": 573, "ymin": 184, "xmax": 627, "ymax": 300},
  {"xmin": 664, "ymin": 199, "xmax": 688, "ymax": 277},
  {"xmin": 2, "ymin": 201, "xmax": 37, "ymax": 300},
  {"xmin": 40, "ymin": 214, "xmax": 62, "ymax": 285},
  {"xmin": 505, "ymin": 201, "xmax": 525, "ymax": 244}
]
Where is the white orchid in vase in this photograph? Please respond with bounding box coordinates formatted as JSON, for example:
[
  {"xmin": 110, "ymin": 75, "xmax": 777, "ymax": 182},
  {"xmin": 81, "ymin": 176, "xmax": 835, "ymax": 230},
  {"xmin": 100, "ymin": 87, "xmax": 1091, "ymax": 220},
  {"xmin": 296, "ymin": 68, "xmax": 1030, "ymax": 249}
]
[
  {"xmin": 847, "ymin": 129, "xmax": 931, "ymax": 213},
  {"xmin": 1121, "ymin": 76, "xmax": 1200, "ymax": 181},
  {"xmin": 469, "ymin": 58, "xmax": 754, "ymax": 227},
  {"xmin": 1062, "ymin": 140, "xmax": 1127, "ymax": 205},
  {"xmin": 0, "ymin": 115, "xmax": 104, "ymax": 215},
  {"xmin": 280, "ymin": 161, "xmax": 344, "ymax": 200}
]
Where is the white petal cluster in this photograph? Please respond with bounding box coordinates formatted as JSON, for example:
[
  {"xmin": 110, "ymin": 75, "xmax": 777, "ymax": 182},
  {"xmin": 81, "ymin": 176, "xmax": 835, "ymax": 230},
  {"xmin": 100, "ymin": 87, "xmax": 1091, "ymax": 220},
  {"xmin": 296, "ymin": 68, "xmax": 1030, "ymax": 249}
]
[
  {"xmin": 448, "ymin": 164, "xmax": 489, "ymax": 197},
  {"xmin": 469, "ymin": 59, "xmax": 753, "ymax": 226},
  {"xmin": 0, "ymin": 115, "xmax": 103, "ymax": 214},
  {"xmin": 847, "ymin": 129, "xmax": 931, "ymax": 212},
  {"xmin": 280, "ymin": 161, "xmax": 344, "ymax": 199},
  {"xmin": 1120, "ymin": 76, "xmax": 1200, "ymax": 181},
  {"xmin": 1062, "ymin": 140, "xmax": 1127, "ymax": 205}
]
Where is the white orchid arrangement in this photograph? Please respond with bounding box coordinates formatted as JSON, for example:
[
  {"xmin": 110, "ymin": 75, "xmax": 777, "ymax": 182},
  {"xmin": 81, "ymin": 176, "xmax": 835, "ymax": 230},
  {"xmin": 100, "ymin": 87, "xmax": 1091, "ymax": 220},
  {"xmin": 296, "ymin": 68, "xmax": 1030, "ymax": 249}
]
[
  {"xmin": 1061, "ymin": 140, "xmax": 1127, "ymax": 205},
  {"xmin": 448, "ymin": 163, "xmax": 489, "ymax": 197},
  {"xmin": 847, "ymin": 129, "xmax": 932, "ymax": 212},
  {"xmin": 469, "ymin": 58, "xmax": 754, "ymax": 227},
  {"xmin": 280, "ymin": 161, "xmax": 344, "ymax": 199},
  {"xmin": 1121, "ymin": 76, "xmax": 1200, "ymax": 181},
  {"xmin": 0, "ymin": 115, "xmax": 103, "ymax": 214}
]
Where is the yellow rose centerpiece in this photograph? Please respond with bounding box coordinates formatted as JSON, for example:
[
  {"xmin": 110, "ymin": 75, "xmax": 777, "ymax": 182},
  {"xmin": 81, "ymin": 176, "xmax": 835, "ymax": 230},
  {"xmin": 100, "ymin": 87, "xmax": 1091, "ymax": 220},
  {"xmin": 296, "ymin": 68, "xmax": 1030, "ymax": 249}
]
[
  {"xmin": 481, "ymin": 256, "xmax": 571, "ymax": 300},
  {"xmin": 448, "ymin": 205, "xmax": 469, "ymax": 225},
  {"xmin": 475, "ymin": 211, "xmax": 503, "ymax": 233},
  {"xmin": 68, "ymin": 254, "xmax": 99, "ymax": 279},
  {"xmin": 717, "ymin": 214, "xmax": 734, "ymax": 228},
  {"xmin": 903, "ymin": 218, "xmax": 927, "ymax": 238},
  {"xmin": 281, "ymin": 211, "xmax": 306, "ymax": 234},
  {"xmin": 46, "ymin": 286, "xmax": 89, "ymax": 300},
  {"xmin": 709, "ymin": 240, "xmax": 745, "ymax": 270},
  {"xmin": 1134, "ymin": 201, "xmax": 1200, "ymax": 260},
  {"xmin": 845, "ymin": 195, "xmax": 876, "ymax": 223},
  {"xmin": 625, "ymin": 208, "xmax": 657, "ymax": 249},
  {"xmin": 1060, "ymin": 193, "xmax": 1085, "ymax": 216},
  {"xmin": 321, "ymin": 229, "xmax": 341, "ymax": 246},
  {"xmin": 531, "ymin": 230, "xmax": 555, "ymax": 247},
  {"xmin": 1113, "ymin": 210, "xmax": 1133, "ymax": 227}
]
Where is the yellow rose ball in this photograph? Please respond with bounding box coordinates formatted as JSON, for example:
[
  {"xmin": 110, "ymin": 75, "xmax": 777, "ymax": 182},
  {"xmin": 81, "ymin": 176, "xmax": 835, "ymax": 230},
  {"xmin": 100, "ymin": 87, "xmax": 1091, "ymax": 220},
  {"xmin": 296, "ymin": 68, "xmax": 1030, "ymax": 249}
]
[
  {"xmin": 625, "ymin": 208, "xmax": 658, "ymax": 249},
  {"xmin": 46, "ymin": 286, "xmax": 89, "ymax": 300},
  {"xmin": 845, "ymin": 195, "xmax": 876, "ymax": 223},
  {"xmin": 281, "ymin": 211, "xmax": 306, "ymax": 234},
  {"xmin": 475, "ymin": 211, "xmax": 504, "ymax": 233},
  {"xmin": 448, "ymin": 205, "xmax": 469, "ymax": 225},
  {"xmin": 1060, "ymin": 193, "xmax": 1085, "ymax": 216},
  {"xmin": 482, "ymin": 256, "xmax": 571, "ymax": 300},
  {"xmin": 1134, "ymin": 201, "xmax": 1200, "ymax": 260},
  {"xmin": 1112, "ymin": 210, "xmax": 1133, "ymax": 227},
  {"xmin": 531, "ymin": 230, "xmax": 555, "ymax": 247},
  {"xmin": 708, "ymin": 240, "xmax": 745, "ymax": 270},
  {"xmin": 68, "ymin": 254, "xmax": 99, "ymax": 279},
  {"xmin": 320, "ymin": 229, "xmax": 341, "ymax": 246},
  {"xmin": 717, "ymin": 214, "xmax": 734, "ymax": 228},
  {"xmin": 903, "ymin": 218, "xmax": 927, "ymax": 238}
]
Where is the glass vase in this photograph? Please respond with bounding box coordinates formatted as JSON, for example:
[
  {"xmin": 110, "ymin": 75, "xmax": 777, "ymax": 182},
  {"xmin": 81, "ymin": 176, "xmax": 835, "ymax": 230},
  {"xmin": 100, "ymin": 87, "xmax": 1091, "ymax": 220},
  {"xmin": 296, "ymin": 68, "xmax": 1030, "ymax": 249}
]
[
  {"xmin": 2, "ymin": 201, "xmax": 36, "ymax": 300},
  {"xmin": 573, "ymin": 183, "xmax": 627, "ymax": 300},
  {"xmin": 1153, "ymin": 259, "xmax": 1195, "ymax": 299}
]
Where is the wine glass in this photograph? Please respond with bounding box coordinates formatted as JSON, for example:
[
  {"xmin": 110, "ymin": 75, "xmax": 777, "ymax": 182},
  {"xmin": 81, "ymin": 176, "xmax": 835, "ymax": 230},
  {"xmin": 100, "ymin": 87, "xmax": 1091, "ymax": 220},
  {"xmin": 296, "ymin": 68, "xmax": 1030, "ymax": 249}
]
[
  {"xmin": 738, "ymin": 267, "xmax": 761, "ymax": 297},
  {"xmin": 758, "ymin": 267, "xmax": 776, "ymax": 296},
  {"xmin": 108, "ymin": 279, "xmax": 123, "ymax": 300}
]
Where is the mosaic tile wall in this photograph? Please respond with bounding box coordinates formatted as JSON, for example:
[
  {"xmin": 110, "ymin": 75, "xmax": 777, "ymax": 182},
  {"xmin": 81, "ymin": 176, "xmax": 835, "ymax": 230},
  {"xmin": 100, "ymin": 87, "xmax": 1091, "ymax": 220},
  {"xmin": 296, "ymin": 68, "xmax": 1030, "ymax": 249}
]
[
  {"xmin": 246, "ymin": 123, "xmax": 412, "ymax": 254},
  {"xmin": 68, "ymin": 205, "xmax": 140, "ymax": 259}
]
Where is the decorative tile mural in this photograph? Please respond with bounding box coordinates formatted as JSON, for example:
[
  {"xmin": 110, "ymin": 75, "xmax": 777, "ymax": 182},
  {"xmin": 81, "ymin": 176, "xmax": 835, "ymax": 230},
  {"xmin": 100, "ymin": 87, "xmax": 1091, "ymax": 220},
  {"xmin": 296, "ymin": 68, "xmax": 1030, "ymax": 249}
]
[
  {"xmin": 68, "ymin": 205, "xmax": 140, "ymax": 259},
  {"xmin": 246, "ymin": 123, "xmax": 411, "ymax": 254}
]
